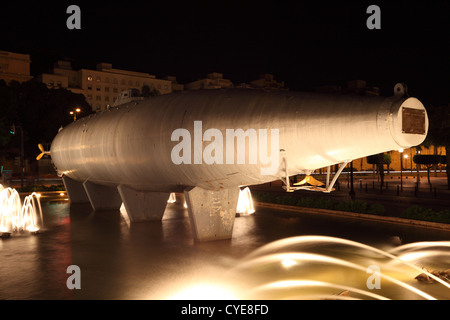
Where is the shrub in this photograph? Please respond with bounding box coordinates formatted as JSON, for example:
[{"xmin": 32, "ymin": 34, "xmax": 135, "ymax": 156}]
[
  {"xmin": 401, "ymin": 206, "xmax": 450, "ymax": 224},
  {"xmin": 296, "ymin": 197, "xmax": 335, "ymax": 210},
  {"xmin": 335, "ymin": 200, "xmax": 368, "ymax": 213},
  {"xmin": 253, "ymin": 191, "xmax": 386, "ymax": 216},
  {"xmin": 366, "ymin": 203, "xmax": 386, "ymax": 216}
]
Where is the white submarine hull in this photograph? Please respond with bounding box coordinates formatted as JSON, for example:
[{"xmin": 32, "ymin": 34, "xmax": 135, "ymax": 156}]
[{"xmin": 51, "ymin": 88, "xmax": 428, "ymax": 241}]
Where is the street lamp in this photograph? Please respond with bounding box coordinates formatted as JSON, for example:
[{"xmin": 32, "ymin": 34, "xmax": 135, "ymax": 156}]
[
  {"xmin": 399, "ymin": 149, "xmax": 404, "ymax": 191},
  {"xmin": 404, "ymin": 154, "xmax": 409, "ymax": 173},
  {"xmin": 70, "ymin": 108, "xmax": 81, "ymax": 121}
]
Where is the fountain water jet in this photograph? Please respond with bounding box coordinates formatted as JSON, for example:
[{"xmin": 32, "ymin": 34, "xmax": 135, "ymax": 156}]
[
  {"xmin": 251, "ymin": 280, "xmax": 390, "ymax": 300},
  {"xmin": 231, "ymin": 251, "xmax": 437, "ymax": 300},
  {"xmin": 0, "ymin": 185, "xmax": 44, "ymax": 236},
  {"xmin": 243, "ymin": 235, "xmax": 450, "ymax": 290},
  {"xmin": 236, "ymin": 187, "xmax": 255, "ymax": 215}
]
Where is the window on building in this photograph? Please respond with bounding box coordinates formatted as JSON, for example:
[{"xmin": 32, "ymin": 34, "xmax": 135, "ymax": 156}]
[
  {"xmin": 96, "ymin": 76, "xmax": 101, "ymax": 82},
  {"xmin": 87, "ymin": 94, "xmax": 93, "ymax": 100},
  {"xmin": 113, "ymin": 88, "xmax": 118, "ymax": 93},
  {"xmin": 136, "ymin": 81, "xmax": 140, "ymax": 87},
  {"xmin": 113, "ymin": 79, "xmax": 118, "ymax": 84},
  {"xmin": 96, "ymin": 86, "xmax": 101, "ymax": 91},
  {"xmin": 88, "ymin": 76, "xmax": 93, "ymax": 81},
  {"xmin": 105, "ymin": 87, "xmax": 110, "ymax": 92},
  {"xmin": 105, "ymin": 77, "xmax": 110, "ymax": 83},
  {"xmin": 88, "ymin": 86, "xmax": 92, "ymax": 90},
  {"xmin": 48, "ymin": 80, "xmax": 54, "ymax": 87},
  {"xmin": 121, "ymin": 79, "xmax": 126, "ymax": 85},
  {"xmin": 128, "ymin": 80, "xmax": 133, "ymax": 86},
  {"xmin": 105, "ymin": 96, "xmax": 110, "ymax": 102},
  {"xmin": 164, "ymin": 85, "xmax": 168, "ymax": 90},
  {"xmin": 96, "ymin": 96, "xmax": 101, "ymax": 101}
]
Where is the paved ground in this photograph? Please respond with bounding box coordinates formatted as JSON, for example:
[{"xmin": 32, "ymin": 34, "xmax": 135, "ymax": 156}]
[{"xmin": 251, "ymin": 173, "xmax": 450, "ymax": 217}]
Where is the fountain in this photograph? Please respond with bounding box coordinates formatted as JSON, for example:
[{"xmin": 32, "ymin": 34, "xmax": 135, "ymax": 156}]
[
  {"xmin": 212, "ymin": 235, "xmax": 450, "ymax": 300},
  {"xmin": 0, "ymin": 184, "xmax": 43, "ymax": 237},
  {"xmin": 236, "ymin": 187, "xmax": 255, "ymax": 216}
]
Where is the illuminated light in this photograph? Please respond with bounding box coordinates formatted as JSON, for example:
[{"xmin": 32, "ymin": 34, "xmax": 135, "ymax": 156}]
[
  {"xmin": 398, "ymin": 149, "xmax": 404, "ymax": 153},
  {"xmin": 404, "ymin": 155, "xmax": 409, "ymax": 159},
  {"xmin": 26, "ymin": 225, "xmax": 40, "ymax": 233},
  {"xmin": 236, "ymin": 187, "xmax": 255, "ymax": 215},
  {"xmin": 183, "ymin": 200, "xmax": 188, "ymax": 208},
  {"xmin": 326, "ymin": 150, "xmax": 340, "ymax": 157},
  {"xmin": 120, "ymin": 203, "xmax": 130, "ymax": 228},
  {"xmin": 281, "ymin": 259, "xmax": 297, "ymax": 268},
  {"xmin": 398, "ymin": 250, "xmax": 450, "ymax": 262},
  {"xmin": 59, "ymin": 193, "xmax": 65, "ymax": 196},
  {"xmin": 36, "ymin": 193, "xmax": 42, "ymax": 198},
  {"xmin": 389, "ymin": 241, "xmax": 450, "ymax": 254},
  {"xmin": 167, "ymin": 283, "xmax": 239, "ymax": 300},
  {"xmin": 75, "ymin": 108, "xmax": 81, "ymax": 113},
  {"xmin": 167, "ymin": 193, "xmax": 176, "ymax": 203}
]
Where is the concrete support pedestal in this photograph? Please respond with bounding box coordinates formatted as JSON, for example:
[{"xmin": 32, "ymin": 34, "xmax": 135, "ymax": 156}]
[
  {"xmin": 62, "ymin": 176, "xmax": 90, "ymax": 204},
  {"xmin": 184, "ymin": 186, "xmax": 240, "ymax": 242},
  {"xmin": 83, "ymin": 181, "xmax": 122, "ymax": 211},
  {"xmin": 118, "ymin": 185, "xmax": 170, "ymax": 222}
]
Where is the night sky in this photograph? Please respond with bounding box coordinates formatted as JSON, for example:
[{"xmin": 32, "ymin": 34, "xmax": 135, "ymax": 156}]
[{"xmin": 1, "ymin": 1, "xmax": 449, "ymax": 106}]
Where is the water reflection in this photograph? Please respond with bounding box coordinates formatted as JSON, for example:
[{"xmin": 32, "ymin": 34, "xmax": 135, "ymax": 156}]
[{"xmin": 0, "ymin": 196, "xmax": 449, "ymax": 300}]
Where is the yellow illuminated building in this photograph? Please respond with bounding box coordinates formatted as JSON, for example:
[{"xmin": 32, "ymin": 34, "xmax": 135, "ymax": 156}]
[
  {"xmin": 39, "ymin": 61, "xmax": 174, "ymax": 112},
  {"xmin": 0, "ymin": 50, "xmax": 33, "ymax": 84}
]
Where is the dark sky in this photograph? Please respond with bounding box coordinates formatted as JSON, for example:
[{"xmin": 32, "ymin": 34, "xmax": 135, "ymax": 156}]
[{"xmin": 1, "ymin": 0, "xmax": 449, "ymax": 105}]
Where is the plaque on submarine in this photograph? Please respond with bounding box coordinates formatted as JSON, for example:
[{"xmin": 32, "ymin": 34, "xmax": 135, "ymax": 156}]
[{"xmin": 402, "ymin": 107, "xmax": 425, "ymax": 135}]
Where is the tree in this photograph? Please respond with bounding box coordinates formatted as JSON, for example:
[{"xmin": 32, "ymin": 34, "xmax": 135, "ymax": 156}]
[
  {"xmin": 0, "ymin": 80, "xmax": 91, "ymax": 173},
  {"xmin": 413, "ymin": 155, "xmax": 442, "ymax": 185},
  {"xmin": 367, "ymin": 153, "xmax": 385, "ymax": 185},
  {"xmin": 384, "ymin": 153, "xmax": 391, "ymax": 174},
  {"xmin": 423, "ymin": 104, "xmax": 450, "ymax": 189},
  {"xmin": 141, "ymin": 85, "xmax": 160, "ymax": 98}
]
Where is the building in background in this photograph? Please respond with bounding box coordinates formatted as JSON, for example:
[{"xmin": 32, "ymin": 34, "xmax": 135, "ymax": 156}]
[
  {"xmin": 0, "ymin": 50, "xmax": 33, "ymax": 84},
  {"xmin": 249, "ymin": 73, "xmax": 288, "ymax": 91},
  {"xmin": 163, "ymin": 76, "xmax": 184, "ymax": 92},
  {"xmin": 184, "ymin": 72, "xmax": 233, "ymax": 91},
  {"xmin": 38, "ymin": 61, "xmax": 173, "ymax": 112}
]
